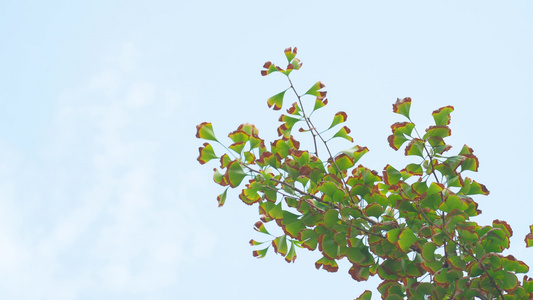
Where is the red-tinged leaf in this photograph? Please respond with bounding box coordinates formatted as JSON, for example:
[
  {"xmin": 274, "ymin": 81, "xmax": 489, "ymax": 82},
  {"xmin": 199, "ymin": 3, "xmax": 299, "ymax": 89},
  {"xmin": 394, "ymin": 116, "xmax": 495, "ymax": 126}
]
[
  {"xmin": 267, "ymin": 89, "xmax": 288, "ymax": 110},
  {"xmin": 228, "ymin": 129, "xmax": 250, "ymax": 144},
  {"xmin": 331, "ymin": 126, "xmax": 353, "ymax": 142},
  {"xmin": 291, "ymin": 58, "xmax": 302, "ymax": 70},
  {"xmin": 422, "ymin": 242, "xmax": 437, "ymax": 263},
  {"xmin": 404, "ymin": 163, "xmax": 423, "ymax": 176},
  {"xmin": 228, "ymin": 141, "xmax": 246, "ymax": 154},
  {"xmin": 213, "ymin": 168, "xmax": 228, "ymax": 186},
  {"xmin": 252, "ymin": 247, "xmax": 269, "ymax": 258},
  {"xmin": 328, "ymin": 111, "xmax": 348, "ymax": 129},
  {"xmin": 468, "ymin": 180, "xmax": 490, "ymax": 195},
  {"xmin": 253, "ymin": 221, "xmax": 270, "ymax": 235},
  {"xmin": 197, "ymin": 143, "xmax": 218, "ymax": 164},
  {"xmin": 287, "ymin": 102, "xmax": 301, "ymax": 116},
  {"xmin": 432, "ymin": 105, "xmax": 454, "ymax": 126},
  {"xmin": 224, "ymin": 161, "xmax": 247, "ymax": 188},
  {"xmin": 334, "ymin": 153, "xmax": 355, "ymax": 170},
  {"xmin": 220, "ymin": 153, "xmax": 231, "ymax": 168},
  {"xmin": 237, "ymin": 123, "xmax": 259, "ymax": 137},
  {"xmin": 196, "ymin": 122, "xmax": 218, "ymax": 142},
  {"xmin": 313, "ymin": 97, "xmax": 328, "ymax": 111},
  {"xmin": 423, "ymin": 125, "xmax": 451, "ymax": 139},
  {"xmin": 460, "ymin": 154, "xmax": 479, "ymax": 172},
  {"xmin": 305, "ymin": 81, "xmax": 326, "ymax": 97},
  {"xmin": 243, "ymin": 151, "xmax": 256, "ymax": 164},
  {"xmin": 404, "ymin": 138, "xmax": 425, "ymax": 157},
  {"xmin": 278, "ymin": 114, "xmax": 301, "ymax": 131},
  {"xmin": 392, "ymin": 97, "xmax": 412, "ymax": 119},
  {"xmin": 340, "ymin": 145, "xmax": 368, "ymax": 164},
  {"xmin": 217, "ymin": 187, "xmax": 228, "ymax": 207},
  {"xmin": 272, "ymin": 235, "xmax": 288, "ymax": 256},
  {"xmin": 249, "ymin": 239, "xmax": 265, "ymax": 246},
  {"xmin": 383, "ymin": 164, "xmax": 401, "ymax": 185},
  {"xmin": 349, "ymin": 264, "xmax": 370, "ymax": 282},
  {"xmin": 493, "ymin": 220, "xmax": 513, "ymax": 237},
  {"xmin": 391, "ymin": 122, "xmax": 415, "ymax": 136},
  {"xmin": 315, "ymin": 256, "xmax": 339, "ymax": 272},
  {"xmin": 355, "ymin": 290, "xmax": 372, "ymax": 300},
  {"xmin": 239, "ymin": 188, "xmax": 261, "ymax": 205},
  {"xmin": 387, "ymin": 133, "xmax": 409, "ymax": 150},
  {"xmin": 261, "ymin": 61, "xmax": 283, "ymax": 76},
  {"xmin": 526, "ymin": 225, "xmax": 533, "ymax": 247},
  {"xmin": 284, "ymin": 47, "xmax": 297, "ymax": 62},
  {"xmin": 285, "ymin": 242, "xmax": 297, "ymax": 263}
]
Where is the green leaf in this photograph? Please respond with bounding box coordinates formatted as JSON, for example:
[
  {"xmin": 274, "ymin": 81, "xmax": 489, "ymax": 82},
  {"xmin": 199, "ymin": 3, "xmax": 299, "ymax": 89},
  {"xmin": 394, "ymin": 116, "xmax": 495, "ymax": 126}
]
[
  {"xmin": 404, "ymin": 163, "xmax": 423, "ymax": 176},
  {"xmin": 392, "ymin": 97, "xmax": 412, "ymax": 119},
  {"xmin": 387, "ymin": 133, "xmax": 409, "ymax": 150},
  {"xmin": 355, "ymin": 290, "xmax": 372, "ymax": 300},
  {"xmin": 396, "ymin": 227, "xmax": 417, "ymax": 252},
  {"xmin": 272, "ymin": 235, "xmax": 288, "ymax": 256},
  {"xmin": 253, "ymin": 221, "xmax": 270, "ymax": 235},
  {"xmin": 284, "ymin": 47, "xmax": 297, "ymax": 62},
  {"xmin": 196, "ymin": 122, "xmax": 218, "ymax": 142},
  {"xmin": 404, "ymin": 138, "xmax": 425, "ymax": 157},
  {"xmin": 334, "ymin": 153, "xmax": 355, "ymax": 170},
  {"xmin": 432, "ymin": 105, "xmax": 454, "ymax": 126},
  {"xmin": 331, "ymin": 126, "xmax": 353, "ymax": 142},
  {"xmin": 315, "ymin": 256, "xmax": 338, "ymax": 273},
  {"xmin": 423, "ymin": 125, "xmax": 451, "ymax": 139},
  {"xmin": 323, "ymin": 209, "xmax": 339, "ymax": 229},
  {"xmin": 365, "ymin": 203, "xmax": 383, "ymax": 218},
  {"xmin": 228, "ymin": 141, "xmax": 246, "ymax": 154},
  {"xmin": 267, "ymin": 89, "xmax": 288, "ymax": 110},
  {"xmin": 390, "ymin": 122, "xmax": 415, "ymax": 136},
  {"xmin": 328, "ymin": 111, "xmax": 348, "ymax": 129},
  {"xmin": 252, "ymin": 247, "xmax": 269, "ymax": 258},
  {"xmin": 526, "ymin": 224, "xmax": 533, "ymax": 247},
  {"xmin": 383, "ymin": 164, "xmax": 401, "ymax": 185},
  {"xmin": 320, "ymin": 233, "xmax": 339, "ymax": 259},
  {"xmin": 386, "ymin": 228, "xmax": 401, "ymax": 244},
  {"xmin": 285, "ymin": 241, "xmax": 297, "ymax": 263},
  {"xmin": 197, "ymin": 143, "xmax": 218, "ymax": 164},
  {"xmin": 261, "ymin": 61, "xmax": 282, "ymax": 76},
  {"xmin": 224, "ymin": 161, "xmax": 247, "ymax": 188},
  {"xmin": 340, "ymin": 145, "xmax": 368, "ymax": 164},
  {"xmin": 216, "ymin": 188, "xmax": 228, "ymax": 207},
  {"xmin": 313, "ymin": 97, "xmax": 328, "ymax": 111},
  {"xmin": 304, "ymin": 81, "xmax": 326, "ymax": 98},
  {"xmin": 422, "ymin": 242, "xmax": 437, "ymax": 262}
]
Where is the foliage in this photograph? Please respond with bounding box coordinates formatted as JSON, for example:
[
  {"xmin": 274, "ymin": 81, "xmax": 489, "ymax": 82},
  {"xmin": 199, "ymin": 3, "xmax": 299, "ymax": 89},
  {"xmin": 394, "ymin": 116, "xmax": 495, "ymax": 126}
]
[{"xmin": 196, "ymin": 48, "xmax": 533, "ymax": 299}]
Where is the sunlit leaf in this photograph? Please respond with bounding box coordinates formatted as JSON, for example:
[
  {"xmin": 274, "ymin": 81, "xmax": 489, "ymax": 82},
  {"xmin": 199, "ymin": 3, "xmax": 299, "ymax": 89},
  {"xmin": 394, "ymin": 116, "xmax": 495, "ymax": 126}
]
[
  {"xmin": 313, "ymin": 97, "xmax": 328, "ymax": 111},
  {"xmin": 285, "ymin": 241, "xmax": 297, "ymax": 263},
  {"xmin": 340, "ymin": 145, "xmax": 368, "ymax": 164},
  {"xmin": 261, "ymin": 61, "xmax": 283, "ymax": 76},
  {"xmin": 334, "ymin": 153, "xmax": 355, "ymax": 170},
  {"xmin": 404, "ymin": 138, "xmax": 425, "ymax": 157},
  {"xmin": 315, "ymin": 256, "xmax": 339, "ymax": 272},
  {"xmin": 365, "ymin": 203, "xmax": 383, "ymax": 218},
  {"xmin": 423, "ymin": 125, "xmax": 451, "ymax": 139},
  {"xmin": 272, "ymin": 235, "xmax": 288, "ymax": 256},
  {"xmin": 252, "ymin": 247, "xmax": 269, "ymax": 258},
  {"xmin": 422, "ymin": 242, "xmax": 437, "ymax": 262},
  {"xmin": 383, "ymin": 164, "xmax": 401, "ymax": 185},
  {"xmin": 355, "ymin": 290, "xmax": 372, "ymax": 300},
  {"xmin": 284, "ymin": 47, "xmax": 297, "ymax": 62},
  {"xmin": 404, "ymin": 163, "xmax": 423, "ymax": 176}
]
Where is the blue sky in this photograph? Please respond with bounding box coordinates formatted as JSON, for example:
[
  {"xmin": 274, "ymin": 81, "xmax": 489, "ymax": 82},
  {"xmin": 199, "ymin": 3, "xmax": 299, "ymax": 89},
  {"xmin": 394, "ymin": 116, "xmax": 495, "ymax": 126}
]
[{"xmin": 0, "ymin": 1, "xmax": 532, "ymax": 299}]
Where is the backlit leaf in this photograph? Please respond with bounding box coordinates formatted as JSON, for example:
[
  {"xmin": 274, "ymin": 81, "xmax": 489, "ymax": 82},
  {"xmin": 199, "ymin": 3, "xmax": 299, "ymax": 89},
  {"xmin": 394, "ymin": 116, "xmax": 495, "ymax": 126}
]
[
  {"xmin": 432, "ymin": 105, "xmax": 454, "ymax": 126},
  {"xmin": 315, "ymin": 256, "xmax": 339, "ymax": 273},
  {"xmin": 526, "ymin": 225, "xmax": 533, "ymax": 247},
  {"xmin": 261, "ymin": 61, "xmax": 283, "ymax": 76},
  {"xmin": 224, "ymin": 161, "xmax": 247, "ymax": 188},
  {"xmin": 404, "ymin": 138, "xmax": 425, "ymax": 157},
  {"xmin": 284, "ymin": 47, "xmax": 297, "ymax": 62},
  {"xmin": 355, "ymin": 290, "xmax": 372, "ymax": 300},
  {"xmin": 383, "ymin": 164, "xmax": 401, "ymax": 185},
  {"xmin": 196, "ymin": 122, "xmax": 218, "ymax": 142},
  {"xmin": 267, "ymin": 89, "xmax": 288, "ymax": 110},
  {"xmin": 334, "ymin": 153, "xmax": 355, "ymax": 170},
  {"xmin": 331, "ymin": 126, "xmax": 353, "ymax": 142},
  {"xmin": 396, "ymin": 228, "xmax": 417, "ymax": 252},
  {"xmin": 387, "ymin": 133, "xmax": 409, "ymax": 150},
  {"xmin": 328, "ymin": 111, "xmax": 348, "ymax": 129},
  {"xmin": 197, "ymin": 143, "xmax": 218, "ymax": 164},
  {"xmin": 285, "ymin": 241, "xmax": 297, "ymax": 263},
  {"xmin": 217, "ymin": 187, "xmax": 228, "ymax": 207},
  {"xmin": 313, "ymin": 97, "xmax": 328, "ymax": 111},
  {"xmin": 392, "ymin": 97, "xmax": 411, "ymax": 119},
  {"xmin": 304, "ymin": 81, "xmax": 326, "ymax": 98},
  {"xmin": 272, "ymin": 235, "xmax": 288, "ymax": 256},
  {"xmin": 340, "ymin": 145, "xmax": 368, "ymax": 164}
]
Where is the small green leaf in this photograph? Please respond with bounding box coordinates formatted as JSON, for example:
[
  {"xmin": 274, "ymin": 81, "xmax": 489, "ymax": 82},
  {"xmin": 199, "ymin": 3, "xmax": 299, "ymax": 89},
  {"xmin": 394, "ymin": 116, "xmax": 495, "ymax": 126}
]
[
  {"xmin": 261, "ymin": 61, "xmax": 283, "ymax": 76},
  {"xmin": 526, "ymin": 225, "xmax": 533, "ymax": 247},
  {"xmin": 387, "ymin": 133, "xmax": 409, "ymax": 150},
  {"xmin": 334, "ymin": 153, "xmax": 355, "ymax": 171},
  {"xmin": 217, "ymin": 187, "xmax": 228, "ymax": 207},
  {"xmin": 323, "ymin": 209, "xmax": 339, "ymax": 229},
  {"xmin": 284, "ymin": 47, "xmax": 297, "ymax": 62},
  {"xmin": 423, "ymin": 125, "xmax": 451, "ymax": 139},
  {"xmin": 392, "ymin": 97, "xmax": 412, "ymax": 119},
  {"xmin": 432, "ymin": 105, "xmax": 454, "ymax": 126},
  {"xmin": 272, "ymin": 235, "xmax": 288, "ymax": 256},
  {"xmin": 253, "ymin": 221, "xmax": 270, "ymax": 235},
  {"xmin": 304, "ymin": 81, "xmax": 326, "ymax": 98},
  {"xmin": 386, "ymin": 228, "xmax": 401, "ymax": 244},
  {"xmin": 267, "ymin": 89, "xmax": 288, "ymax": 110},
  {"xmin": 328, "ymin": 111, "xmax": 348, "ymax": 129},
  {"xmin": 365, "ymin": 203, "xmax": 383, "ymax": 218},
  {"xmin": 252, "ymin": 247, "xmax": 269, "ymax": 258},
  {"xmin": 196, "ymin": 122, "xmax": 218, "ymax": 141},
  {"xmin": 422, "ymin": 242, "xmax": 437, "ymax": 262},
  {"xmin": 313, "ymin": 97, "xmax": 328, "ymax": 111},
  {"xmin": 285, "ymin": 241, "xmax": 297, "ymax": 263},
  {"xmin": 315, "ymin": 256, "xmax": 339, "ymax": 272},
  {"xmin": 355, "ymin": 290, "xmax": 372, "ymax": 300},
  {"xmin": 404, "ymin": 163, "xmax": 423, "ymax": 176},
  {"xmin": 331, "ymin": 126, "xmax": 353, "ymax": 142}
]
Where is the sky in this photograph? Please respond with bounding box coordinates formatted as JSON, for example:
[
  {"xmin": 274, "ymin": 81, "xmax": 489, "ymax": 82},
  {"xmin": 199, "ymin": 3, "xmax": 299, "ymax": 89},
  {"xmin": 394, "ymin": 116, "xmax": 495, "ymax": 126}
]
[{"xmin": 0, "ymin": 1, "xmax": 532, "ymax": 299}]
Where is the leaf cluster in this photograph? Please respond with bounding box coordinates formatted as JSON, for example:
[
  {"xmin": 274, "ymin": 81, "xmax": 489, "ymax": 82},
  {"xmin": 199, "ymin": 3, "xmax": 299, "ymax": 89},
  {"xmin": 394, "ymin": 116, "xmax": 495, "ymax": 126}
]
[{"xmin": 196, "ymin": 48, "xmax": 533, "ymax": 299}]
